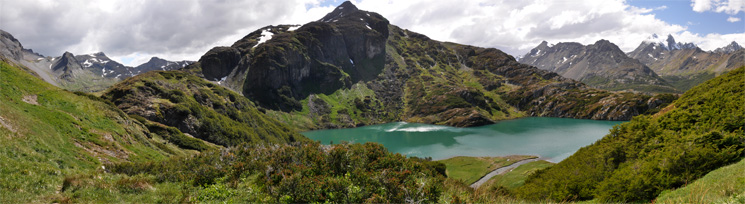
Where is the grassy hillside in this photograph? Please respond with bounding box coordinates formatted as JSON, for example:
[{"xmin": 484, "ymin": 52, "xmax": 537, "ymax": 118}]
[
  {"xmin": 439, "ymin": 156, "xmax": 536, "ymax": 185},
  {"xmin": 514, "ymin": 66, "xmax": 745, "ymax": 202},
  {"xmin": 481, "ymin": 160, "xmax": 554, "ymax": 190},
  {"xmin": 0, "ymin": 61, "xmax": 196, "ymax": 202},
  {"xmin": 655, "ymin": 157, "xmax": 745, "ymax": 203},
  {"xmin": 102, "ymin": 71, "xmax": 306, "ymax": 146}
]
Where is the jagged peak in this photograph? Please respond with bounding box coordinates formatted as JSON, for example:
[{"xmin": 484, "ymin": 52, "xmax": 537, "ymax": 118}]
[
  {"xmin": 337, "ymin": 1, "xmax": 358, "ymax": 11},
  {"xmin": 643, "ymin": 33, "xmax": 663, "ymax": 43},
  {"xmin": 319, "ymin": 1, "xmax": 360, "ymax": 22},
  {"xmin": 714, "ymin": 41, "xmax": 743, "ymax": 53},
  {"xmin": 593, "ymin": 39, "xmax": 619, "ymax": 49},
  {"xmin": 727, "ymin": 41, "xmax": 742, "ymax": 48},
  {"xmin": 0, "ymin": 29, "xmax": 21, "ymax": 44},
  {"xmin": 81, "ymin": 52, "xmax": 107, "ymax": 58},
  {"xmin": 640, "ymin": 33, "xmax": 698, "ymax": 51},
  {"xmin": 61, "ymin": 51, "xmax": 75, "ymax": 58},
  {"xmin": 666, "ymin": 34, "xmax": 676, "ymax": 44}
]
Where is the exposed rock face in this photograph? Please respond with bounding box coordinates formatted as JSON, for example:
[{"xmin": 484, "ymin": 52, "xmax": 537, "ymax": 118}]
[
  {"xmin": 0, "ymin": 30, "xmax": 23, "ymax": 61},
  {"xmin": 519, "ymin": 39, "xmax": 676, "ymax": 93},
  {"xmin": 628, "ymin": 34, "xmax": 744, "ymax": 90},
  {"xmin": 242, "ymin": 4, "xmax": 389, "ymax": 111},
  {"xmin": 52, "ymin": 52, "xmax": 86, "ymax": 81},
  {"xmin": 184, "ymin": 1, "xmax": 676, "ymax": 129},
  {"xmin": 200, "ymin": 47, "xmax": 240, "ymax": 81}
]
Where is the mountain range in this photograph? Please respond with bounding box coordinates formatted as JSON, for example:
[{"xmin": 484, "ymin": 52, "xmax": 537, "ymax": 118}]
[
  {"xmin": 177, "ymin": 1, "xmax": 672, "ymax": 130},
  {"xmin": 520, "ymin": 33, "xmax": 743, "ymax": 92},
  {"xmin": 628, "ymin": 34, "xmax": 744, "ymax": 90},
  {"xmin": 518, "ymin": 40, "xmax": 676, "ymax": 93},
  {"xmin": 0, "ymin": 29, "xmax": 193, "ymax": 92},
  {"xmin": 0, "ymin": 1, "xmax": 743, "ymax": 203}
]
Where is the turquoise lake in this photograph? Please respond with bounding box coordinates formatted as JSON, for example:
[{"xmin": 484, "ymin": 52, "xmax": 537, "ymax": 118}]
[{"xmin": 302, "ymin": 117, "xmax": 624, "ymax": 162}]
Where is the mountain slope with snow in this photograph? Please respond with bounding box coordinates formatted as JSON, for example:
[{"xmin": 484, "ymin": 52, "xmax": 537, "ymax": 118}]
[{"xmin": 519, "ymin": 40, "xmax": 677, "ymax": 93}]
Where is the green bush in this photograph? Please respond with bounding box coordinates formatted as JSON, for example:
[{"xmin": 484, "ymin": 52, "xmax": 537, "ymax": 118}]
[
  {"xmin": 514, "ymin": 67, "xmax": 745, "ymax": 202},
  {"xmin": 109, "ymin": 142, "xmax": 445, "ymax": 203}
]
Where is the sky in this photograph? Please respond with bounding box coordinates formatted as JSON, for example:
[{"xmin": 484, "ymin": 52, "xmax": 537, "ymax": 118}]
[{"xmin": 0, "ymin": 0, "xmax": 743, "ymax": 66}]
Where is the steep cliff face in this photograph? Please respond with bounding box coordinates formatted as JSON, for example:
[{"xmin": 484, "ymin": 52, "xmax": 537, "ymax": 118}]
[
  {"xmin": 519, "ymin": 40, "xmax": 677, "ymax": 93},
  {"xmin": 0, "ymin": 30, "xmax": 23, "ymax": 61},
  {"xmin": 235, "ymin": 2, "xmax": 389, "ymax": 111},
  {"xmin": 185, "ymin": 1, "xmax": 675, "ymax": 130}
]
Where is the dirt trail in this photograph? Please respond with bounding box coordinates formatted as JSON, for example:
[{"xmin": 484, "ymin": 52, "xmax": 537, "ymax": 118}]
[{"xmin": 470, "ymin": 158, "xmax": 542, "ymax": 189}]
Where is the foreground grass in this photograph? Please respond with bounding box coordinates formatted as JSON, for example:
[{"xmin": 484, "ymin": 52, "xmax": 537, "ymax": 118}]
[
  {"xmin": 0, "ymin": 61, "xmax": 190, "ymax": 203},
  {"xmin": 439, "ymin": 155, "xmax": 536, "ymax": 185},
  {"xmin": 655, "ymin": 157, "xmax": 745, "ymax": 203}
]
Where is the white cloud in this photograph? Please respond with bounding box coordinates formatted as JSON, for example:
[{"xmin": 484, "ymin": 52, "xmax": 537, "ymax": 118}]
[
  {"xmin": 692, "ymin": 0, "xmax": 713, "ymax": 12},
  {"xmin": 0, "ymin": 0, "xmax": 742, "ymax": 67},
  {"xmin": 354, "ymin": 0, "xmax": 689, "ymax": 55},
  {"xmin": 676, "ymin": 32, "xmax": 745, "ymax": 50},
  {"xmin": 0, "ymin": 0, "xmax": 333, "ymax": 66},
  {"xmin": 727, "ymin": 16, "xmax": 742, "ymax": 22},
  {"xmin": 691, "ymin": 0, "xmax": 745, "ymax": 14}
]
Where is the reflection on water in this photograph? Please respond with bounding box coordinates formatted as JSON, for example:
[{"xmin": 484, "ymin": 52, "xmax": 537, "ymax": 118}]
[{"xmin": 302, "ymin": 117, "xmax": 624, "ymax": 162}]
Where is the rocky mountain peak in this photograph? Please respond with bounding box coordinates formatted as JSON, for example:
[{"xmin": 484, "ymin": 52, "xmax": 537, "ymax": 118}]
[
  {"xmin": 519, "ymin": 39, "xmax": 673, "ymax": 92},
  {"xmin": 61, "ymin": 51, "xmax": 76, "ymax": 59},
  {"xmin": 640, "ymin": 33, "xmax": 695, "ymax": 51},
  {"xmin": 528, "ymin": 41, "xmax": 550, "ymax": 56},
  {"xmin": 714, "ymin": 41, "xmax": 743, "ymax": 53},
  {"xmin": 666, "ymin": 34, "xmax": 679, "ymax": 50},
  {"xmin": 320, "ymin": 1, "xmax": 360, "ymax": 22},
  {"xmin": 0, "ymin": 29, "xmax": 24, "ymax": 61},
  {"xmin": 591, "ymin": 39, "xmax": 620, "ymax": 52}
]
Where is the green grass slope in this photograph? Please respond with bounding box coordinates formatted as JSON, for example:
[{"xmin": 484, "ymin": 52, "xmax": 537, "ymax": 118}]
[
  {"xmin": 481, "ymin": 160, "xmax": 555, "ymax": 190},
  {"xmin": 102, "ymin": 71, "xmax": 307, "ymax": 146},
  {"xmin": 439, "ymin": 156, "xmax": 536, "ymax": 185},
  {"xmin": 655, "ymin": 157, "xmax": 745, "ymax": 203},
  {"xmin": 0, "ymin": 61, "xmax": 197, "ymax": 203},
  {"xmin": 513, "ymin": 66, "xmax": 745, "ymax": 202}
]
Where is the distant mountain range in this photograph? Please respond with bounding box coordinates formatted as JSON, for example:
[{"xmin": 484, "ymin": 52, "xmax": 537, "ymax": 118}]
[
  {"xmin": 627, "ymin": 34, "xmax": 744, "ymax": 90},
  {"xmin": 520, "ymin": 34, "xmax": 743, "ymax": 92},
  {"xmin": 0, "ymin": 29, "xmax": 193, "ymax": 92},
  {"xmin": 518, "ymin": 40, "xmax": 676, "ymax": 93}
]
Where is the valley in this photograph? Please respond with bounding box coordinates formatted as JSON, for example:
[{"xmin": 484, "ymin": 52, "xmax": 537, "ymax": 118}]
[{"xmin": 0, "ymin": 0, "xmax": 743, "ymax": 203}]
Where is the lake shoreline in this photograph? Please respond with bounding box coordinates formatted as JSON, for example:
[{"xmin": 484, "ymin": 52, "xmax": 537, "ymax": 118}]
[{"xmin": 304, "ymin": 117, "xmax": 623, "ymax": 162}]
